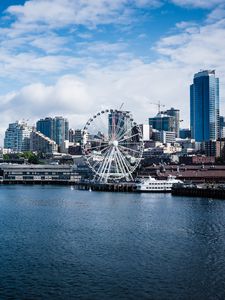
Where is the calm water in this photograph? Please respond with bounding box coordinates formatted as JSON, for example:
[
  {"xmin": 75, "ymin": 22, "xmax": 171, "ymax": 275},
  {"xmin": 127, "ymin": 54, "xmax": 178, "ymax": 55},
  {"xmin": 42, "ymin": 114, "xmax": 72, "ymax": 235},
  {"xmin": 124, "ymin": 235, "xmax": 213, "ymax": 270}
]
[{"xmin": 0, "ymin": 186, "xmax": 225, "ymax": 299}]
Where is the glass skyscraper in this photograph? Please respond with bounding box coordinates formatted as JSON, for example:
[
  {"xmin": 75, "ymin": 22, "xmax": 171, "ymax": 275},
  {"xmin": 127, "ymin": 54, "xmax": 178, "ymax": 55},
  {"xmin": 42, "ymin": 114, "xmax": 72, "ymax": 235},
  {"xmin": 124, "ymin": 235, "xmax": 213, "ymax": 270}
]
[
  {"xmin": 164, "ymin": 108, "xmax": 180, "ymax": 138},
  {"xmin": 190, "ymin": 70, "xmax": 220, "ymax": 142},
  {"xmin": 37, "ymin": 116, "xmax": 69, "ymax": 147},
  {"xmin": 149, "ymin": 113, "xmax": 175, "ymax": 132}
]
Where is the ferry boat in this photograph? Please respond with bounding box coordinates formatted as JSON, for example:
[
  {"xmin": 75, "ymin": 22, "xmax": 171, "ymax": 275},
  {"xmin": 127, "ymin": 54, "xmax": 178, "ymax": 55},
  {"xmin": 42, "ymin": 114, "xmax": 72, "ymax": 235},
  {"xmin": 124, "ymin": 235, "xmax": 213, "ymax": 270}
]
[{"xmin": 135, "ymin": 175, "xmax": 182, "ymax": 192}]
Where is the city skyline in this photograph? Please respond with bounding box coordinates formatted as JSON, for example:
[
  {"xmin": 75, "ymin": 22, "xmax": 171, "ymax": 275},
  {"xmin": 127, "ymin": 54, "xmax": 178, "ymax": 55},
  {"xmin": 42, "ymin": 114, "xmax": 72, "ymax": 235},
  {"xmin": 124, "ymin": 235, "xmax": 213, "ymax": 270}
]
[{"xmin": 0, "ymin": 0, "xmax": 225, "ymax": 143}]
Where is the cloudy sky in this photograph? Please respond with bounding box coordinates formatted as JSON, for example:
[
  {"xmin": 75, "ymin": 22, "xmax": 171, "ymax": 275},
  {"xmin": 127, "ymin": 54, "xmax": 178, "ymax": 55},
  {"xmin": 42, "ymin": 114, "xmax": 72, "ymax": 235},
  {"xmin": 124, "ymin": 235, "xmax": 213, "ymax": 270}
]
[{"xmin": 0, "ymin": 0, "xmax": 225, "ymax": 143}]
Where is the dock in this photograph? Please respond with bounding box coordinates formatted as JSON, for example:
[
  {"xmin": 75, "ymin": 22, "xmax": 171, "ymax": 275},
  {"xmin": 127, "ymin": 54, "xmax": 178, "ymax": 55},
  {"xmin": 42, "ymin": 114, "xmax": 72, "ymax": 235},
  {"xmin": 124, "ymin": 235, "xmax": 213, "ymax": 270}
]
[
  {"xmin": 76, "ymin": 182, "xmax": 136, "ymax": 192},
  {"xmin": 172, "ymin": 184, "xmax": 225, "ymax": 200}
]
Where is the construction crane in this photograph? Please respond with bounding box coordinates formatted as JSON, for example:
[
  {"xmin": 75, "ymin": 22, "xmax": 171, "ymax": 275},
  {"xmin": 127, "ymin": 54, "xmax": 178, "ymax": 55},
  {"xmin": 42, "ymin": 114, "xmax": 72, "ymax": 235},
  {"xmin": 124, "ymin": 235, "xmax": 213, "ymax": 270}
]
[
  {"xmin": 149, "ymin": 101, "xmax": 165, "ymax": 113},
  {"xmin": 119, "ymin": 102, "xmax": 124, "ymax": 110}
]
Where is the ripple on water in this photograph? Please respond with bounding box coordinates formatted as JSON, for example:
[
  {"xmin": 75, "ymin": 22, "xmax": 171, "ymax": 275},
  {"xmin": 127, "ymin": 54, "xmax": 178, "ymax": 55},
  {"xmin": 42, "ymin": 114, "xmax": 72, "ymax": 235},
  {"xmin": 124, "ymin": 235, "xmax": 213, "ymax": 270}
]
[{"xmin": 0, "ymin": 186, "xmax": 225, "ymax": 299}]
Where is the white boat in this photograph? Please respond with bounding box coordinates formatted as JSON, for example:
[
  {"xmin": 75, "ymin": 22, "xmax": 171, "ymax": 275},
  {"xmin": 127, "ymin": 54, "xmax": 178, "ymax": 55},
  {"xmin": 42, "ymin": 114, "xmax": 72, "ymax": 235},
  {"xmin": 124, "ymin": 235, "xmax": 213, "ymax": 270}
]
[{"xmin": 135, "ymin": 175, "xmax": 182, "ymax": 192}]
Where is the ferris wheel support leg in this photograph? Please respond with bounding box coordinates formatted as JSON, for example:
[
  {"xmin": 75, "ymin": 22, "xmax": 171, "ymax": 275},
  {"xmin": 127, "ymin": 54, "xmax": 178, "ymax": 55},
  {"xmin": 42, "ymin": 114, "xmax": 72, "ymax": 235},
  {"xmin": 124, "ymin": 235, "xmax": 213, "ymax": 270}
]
[
  {"xmin": 105, "ymin": 147, "xmax": 115, "ymax": 183},
  {"xmin": 98, "ymin": 147, "xmax": 113, "ymax": 183},
  {"xmin": 117, "ymin": 147, "xmax": 134, "ymax": 182}
]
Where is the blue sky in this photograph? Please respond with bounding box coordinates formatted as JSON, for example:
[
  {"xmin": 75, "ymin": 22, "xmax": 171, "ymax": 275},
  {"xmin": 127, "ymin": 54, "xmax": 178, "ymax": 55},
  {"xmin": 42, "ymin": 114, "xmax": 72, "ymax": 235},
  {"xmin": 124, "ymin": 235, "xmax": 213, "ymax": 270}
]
[{"xmin": 0, "ymin": 0, "xmax": 225, "ymax": 141}]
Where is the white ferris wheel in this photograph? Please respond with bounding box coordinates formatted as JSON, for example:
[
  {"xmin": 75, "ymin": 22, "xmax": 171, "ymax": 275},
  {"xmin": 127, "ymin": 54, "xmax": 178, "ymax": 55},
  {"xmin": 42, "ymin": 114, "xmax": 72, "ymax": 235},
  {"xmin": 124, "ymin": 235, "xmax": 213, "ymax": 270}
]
[{"xmin": 82, "ymin": 109, "xmax": 144, "ymax": 182}]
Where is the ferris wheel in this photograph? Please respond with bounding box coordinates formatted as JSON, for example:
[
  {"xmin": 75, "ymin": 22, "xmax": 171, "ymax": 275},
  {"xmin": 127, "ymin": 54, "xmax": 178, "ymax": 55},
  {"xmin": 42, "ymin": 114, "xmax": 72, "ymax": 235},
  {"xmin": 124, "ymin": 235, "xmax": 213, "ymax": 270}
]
[{"xmin": 82, "ymin": 109, "xmax": 144, "ymax": 182}]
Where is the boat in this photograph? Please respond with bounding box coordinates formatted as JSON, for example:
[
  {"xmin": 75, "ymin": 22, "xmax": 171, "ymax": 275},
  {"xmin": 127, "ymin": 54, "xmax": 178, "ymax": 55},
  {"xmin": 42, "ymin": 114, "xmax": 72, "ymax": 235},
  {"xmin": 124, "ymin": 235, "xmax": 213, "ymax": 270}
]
[{"xmin": 135, "ymin": 175, "xmax": 182, "ymax": 192}]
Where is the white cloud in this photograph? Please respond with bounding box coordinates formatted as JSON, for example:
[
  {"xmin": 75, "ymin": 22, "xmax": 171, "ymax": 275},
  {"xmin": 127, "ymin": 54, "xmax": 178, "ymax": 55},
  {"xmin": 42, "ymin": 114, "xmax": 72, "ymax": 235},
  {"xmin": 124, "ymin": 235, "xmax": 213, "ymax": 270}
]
[
  {"xmin": 207, "ymin": 4, "xmax": 225, "ymax": 21},
  {"xmin": 5, "ymin": 0, "xmax": 161, "ymax": 31},
  {"xmin": 78, "ymin": 41, "xmax": 127, "ymax": 55},
  {"xmin": 0, "ymin": 61, "xmax": 192, "ymax": 142}
]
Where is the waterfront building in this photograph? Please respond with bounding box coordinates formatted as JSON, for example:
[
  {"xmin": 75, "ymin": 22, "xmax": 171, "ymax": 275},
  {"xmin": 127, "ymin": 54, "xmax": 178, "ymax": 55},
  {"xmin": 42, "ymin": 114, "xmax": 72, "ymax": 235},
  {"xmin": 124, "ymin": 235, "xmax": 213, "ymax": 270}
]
[
  {"xmin": 4, "ymin": 121, "xmax": 32, "ymax": 152},
  {"xmin": 0, "ymin": 164, "xmax": 81, "ymax": 183},
  {"xmin": 37, "ymin": 116, "xmax": 69, "ymax": 150},
  {"xmin": 190, "ymin": 70, "xmax": 220, "ymax": 142},
  {"xmin": 149, "ymin": 113, "xmax": 175, "ymax": 133},
  {"xmin": 163, "ymin": 108, "xmax": 180, "ymax": 137},
  {"xmin": 30, "ymin": 131, "xmax": 58, "ymax": 154}
]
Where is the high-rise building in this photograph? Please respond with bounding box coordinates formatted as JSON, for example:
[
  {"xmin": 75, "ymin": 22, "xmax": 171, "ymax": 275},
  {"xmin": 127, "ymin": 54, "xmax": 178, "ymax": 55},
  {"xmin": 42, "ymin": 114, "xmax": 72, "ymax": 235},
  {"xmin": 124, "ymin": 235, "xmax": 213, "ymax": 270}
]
[
  {"xmin": 219, "ymin": 116, "xmax": 225, "ymax": 139},
  {"xmin": 139, "ymin": 124, "xmax": 152, "ymax": 141},
  {"xmin": 163, "ymin": 108, "xmax": 180, "ymax": 137},
  {"xmin": 54, "ymin": 116, "xmax": 69, "ymax": 146},
  {"xmin": 36, "ymin": 117, "xmax": 54, "ymax": 139},
  {"xmin": 149, "ymin": 113, "xmax": 175, "ymax": 132},
  {"xmin": 190, "ymin": 70, "xmax": 220, "ymax": 142},
  {"xmin": 69, "ymin": 129, "xmax": 75, "ymax": 143},
  {"xmin": 74, "ymin": 129, "xmax": 82, "ymax": 144},
  {"xmin": 36, "ymin": 116, "xmax": 69, "ymax": 148},
  {"xmin": 4, "ymin": 121, "xmax": 32, "ymax": 152}
]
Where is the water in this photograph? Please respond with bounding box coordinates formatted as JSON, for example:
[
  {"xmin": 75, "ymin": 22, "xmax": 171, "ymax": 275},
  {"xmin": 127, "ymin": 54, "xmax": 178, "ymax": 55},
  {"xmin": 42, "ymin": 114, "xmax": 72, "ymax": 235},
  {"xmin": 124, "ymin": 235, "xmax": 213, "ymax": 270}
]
[{"xmin": 0, "ymin": 186, "xmax": 225, "ymax": 299}]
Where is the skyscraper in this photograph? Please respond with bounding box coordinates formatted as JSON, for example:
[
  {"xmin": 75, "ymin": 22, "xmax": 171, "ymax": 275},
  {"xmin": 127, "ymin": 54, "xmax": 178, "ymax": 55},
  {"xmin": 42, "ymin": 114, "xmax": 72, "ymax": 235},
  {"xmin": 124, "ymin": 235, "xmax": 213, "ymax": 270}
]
[
  {"xmin": 36, "ymin": 117, "xmax": 54, "ymax": 139},
  {"xmin": 149, "ymin": 113, "xmax": 175, "ymax": 132},
  {"xmin": 190, "ymin": 70, "xmax": 220, "ymax": 142},
  {"xmin": 164, "ymin": 108, "xmax": 180, "ymax": 138},
  {"xmin": 36, "ymin": 116, "xmax": 69, "ymax": 148}
]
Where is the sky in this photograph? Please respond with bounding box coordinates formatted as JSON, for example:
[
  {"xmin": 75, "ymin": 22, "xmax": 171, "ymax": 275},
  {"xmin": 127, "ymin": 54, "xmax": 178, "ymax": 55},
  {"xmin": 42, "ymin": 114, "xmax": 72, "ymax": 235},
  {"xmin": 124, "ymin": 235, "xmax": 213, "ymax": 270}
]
[{"xmin": 0, "ymin": 0, "xmax": 225, "ymax": 143}]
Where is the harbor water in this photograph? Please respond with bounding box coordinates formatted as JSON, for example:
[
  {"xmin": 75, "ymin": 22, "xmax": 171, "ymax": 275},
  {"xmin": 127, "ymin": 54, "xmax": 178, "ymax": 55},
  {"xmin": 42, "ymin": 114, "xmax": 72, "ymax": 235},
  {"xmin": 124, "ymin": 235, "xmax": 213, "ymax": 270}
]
[{"xmin": 0, "ymin": 185, "xmax": 225, "ymax": 299}]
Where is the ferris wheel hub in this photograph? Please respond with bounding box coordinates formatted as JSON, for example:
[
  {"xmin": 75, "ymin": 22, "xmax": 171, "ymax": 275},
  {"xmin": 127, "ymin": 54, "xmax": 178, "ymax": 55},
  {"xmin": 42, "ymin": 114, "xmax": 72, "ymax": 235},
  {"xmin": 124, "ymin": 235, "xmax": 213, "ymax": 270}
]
[
  {"xmin": 109, "ymin": 140, "xmax": 118, "ymax": 147},
  {"xmin": 113, "ymin": 140, "xmax": 118, "ymax": 147}
]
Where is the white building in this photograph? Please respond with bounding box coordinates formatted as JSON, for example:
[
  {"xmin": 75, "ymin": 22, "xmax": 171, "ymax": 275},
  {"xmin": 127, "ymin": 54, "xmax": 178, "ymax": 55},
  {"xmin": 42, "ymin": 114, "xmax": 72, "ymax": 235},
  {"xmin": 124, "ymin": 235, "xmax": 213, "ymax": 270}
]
[
  {"xmin": 153, "ymin": 130, "xmax": 176, "ymax": 144},
  {"xmin": 4, "ymin": 121, "xmax": 32, "ymax": 152},
  {"xmin": 30, "ymin": 131, "xmax": 58, "ymax": 154},
  {"xmin": 139, "ymin": 124, "xmax": 152, "ymax": 141}
]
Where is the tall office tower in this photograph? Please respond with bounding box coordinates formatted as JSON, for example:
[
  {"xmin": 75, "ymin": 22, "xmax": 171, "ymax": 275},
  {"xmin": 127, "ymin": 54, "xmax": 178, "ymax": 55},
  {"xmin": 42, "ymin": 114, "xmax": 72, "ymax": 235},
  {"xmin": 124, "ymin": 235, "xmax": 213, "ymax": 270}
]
[
  {"xmin": 190, "ymin": 70, "xmax": 220, "ymax": 142},
  {"xmin": 164, "ymin": 108, "xmax": 180, "ymax": 138},
  {"xmin": 149, "ymin": 113, "xmax": 175, "ymax": 132},
  {"xmin": 54, "ymin": 116, "xmax": 69, "ymax": 146},
  {"xmin": 4, "ymin": 121, "xmax": 32, "ymax": 152},
  {"xmin": 74, "ymin": 129, "xmax": 82, "ymax": 144},
  {"xmin": 69, "ymin": 129, "xmax": 75, "ymax": 143},
  {"xmin": 37, "ymin": 116, "xmax": 69, "ymax": 148},
  {"xmin": 36, "ymin": 117, "xmax": 54, "ymax": 140}
]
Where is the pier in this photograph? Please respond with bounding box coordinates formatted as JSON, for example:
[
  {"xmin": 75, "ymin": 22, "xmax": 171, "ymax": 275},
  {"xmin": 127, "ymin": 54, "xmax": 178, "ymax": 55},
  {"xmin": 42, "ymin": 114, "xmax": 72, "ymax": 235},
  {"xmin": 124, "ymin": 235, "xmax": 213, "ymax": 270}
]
[
  {"xmin": 76, "ymin": 182, "xmax": 136, "ymax": 192},
  {"xmin": 172, "ymin": 184, "xmax": 225, "ymax": 200}
]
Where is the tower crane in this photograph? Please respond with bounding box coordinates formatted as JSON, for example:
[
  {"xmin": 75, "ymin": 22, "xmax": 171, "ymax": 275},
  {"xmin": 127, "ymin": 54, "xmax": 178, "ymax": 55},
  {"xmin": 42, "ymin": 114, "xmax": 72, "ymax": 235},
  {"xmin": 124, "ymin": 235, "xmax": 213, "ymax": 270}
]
[{"xmin": 149, "ymin": 101, "xmax": 165, "ymax": 113}]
